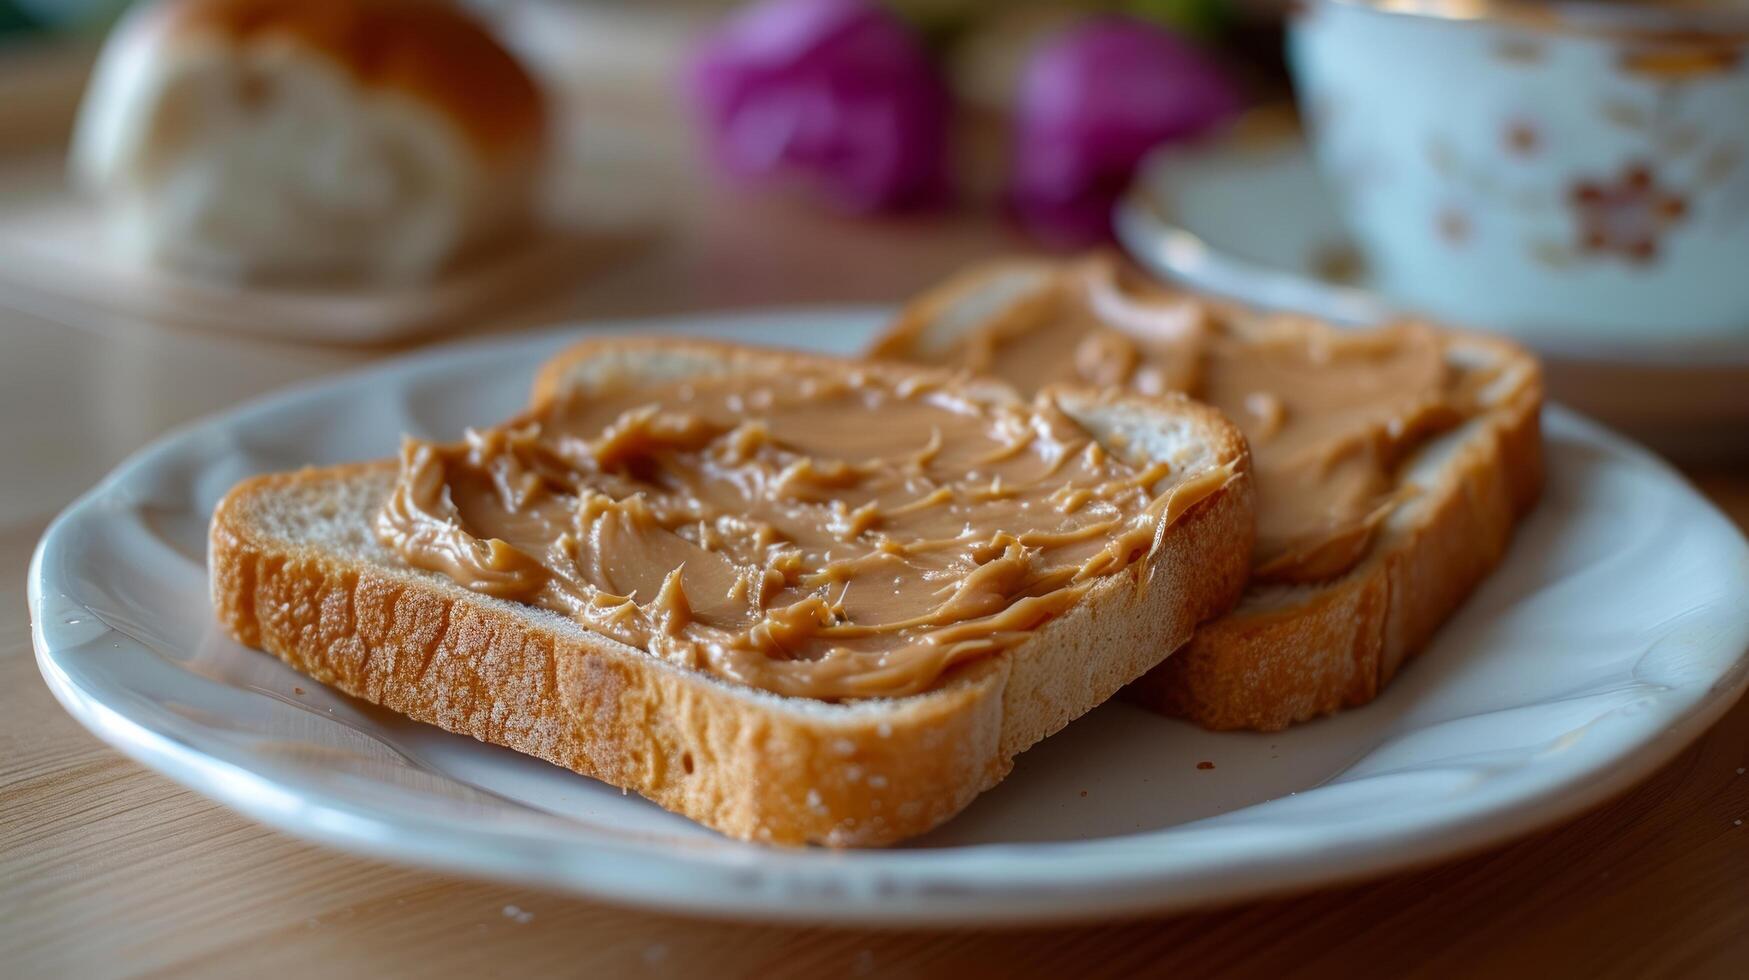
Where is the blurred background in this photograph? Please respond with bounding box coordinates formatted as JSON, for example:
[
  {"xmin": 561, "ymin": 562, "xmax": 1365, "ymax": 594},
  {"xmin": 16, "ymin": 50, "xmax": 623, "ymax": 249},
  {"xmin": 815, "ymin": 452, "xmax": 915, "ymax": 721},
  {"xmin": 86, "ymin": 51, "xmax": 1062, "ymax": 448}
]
[{"xmin": 0, "ymin": 0, "xmax": 1745, "ymax": 531}]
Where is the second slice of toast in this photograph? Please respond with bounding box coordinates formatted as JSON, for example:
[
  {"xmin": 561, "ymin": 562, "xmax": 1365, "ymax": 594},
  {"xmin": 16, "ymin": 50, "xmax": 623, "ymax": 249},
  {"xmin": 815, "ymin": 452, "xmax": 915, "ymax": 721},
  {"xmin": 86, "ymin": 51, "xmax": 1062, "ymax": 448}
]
[
  {"xmin": 870, "ymin": 257, "xmax": 1544, "ymax": 732},
  {"xmin": 213, "ymin": 338, "xmax": 1254, "ymax": 845}
]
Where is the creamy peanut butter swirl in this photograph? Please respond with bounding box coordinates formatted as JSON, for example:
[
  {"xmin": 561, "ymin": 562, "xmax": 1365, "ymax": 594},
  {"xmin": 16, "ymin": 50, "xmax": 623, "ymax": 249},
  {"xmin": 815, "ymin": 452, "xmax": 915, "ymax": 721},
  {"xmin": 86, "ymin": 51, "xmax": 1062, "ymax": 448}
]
[
  {"xmin": 886, "ymin": 260, "xmax": 1497, "ymax": 585},
  {"xmin": 376, "ymin": 365, "xmax": 1232, "ymax": 700}
]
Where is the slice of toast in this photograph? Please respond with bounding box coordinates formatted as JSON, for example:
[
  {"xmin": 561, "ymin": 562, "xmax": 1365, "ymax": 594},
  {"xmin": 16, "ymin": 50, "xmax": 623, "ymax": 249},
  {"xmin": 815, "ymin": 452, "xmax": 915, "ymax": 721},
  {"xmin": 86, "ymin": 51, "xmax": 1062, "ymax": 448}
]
[
  {"xmin": 869, "ymin": 257, "xmax": 1544, "ymax": 732},
  {"xmin": 211, "ymin": 338, "xmax": 1254, "ymax": 845}
]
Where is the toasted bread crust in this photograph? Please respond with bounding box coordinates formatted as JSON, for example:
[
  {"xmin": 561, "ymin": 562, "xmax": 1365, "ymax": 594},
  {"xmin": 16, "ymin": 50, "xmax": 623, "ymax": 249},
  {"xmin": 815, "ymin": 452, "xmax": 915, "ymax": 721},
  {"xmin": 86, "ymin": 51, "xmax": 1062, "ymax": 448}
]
[
  {"xmin": 528, "ymin": 335, "xmax": 1013, "ymax": 410},
  {"xmin": 870, "ymin": 258, "xmax": 1547, "ymax": 732},
  {"xmin": 1127, "ymin": 367, "xmax": 1543, "ymax": 730},
  {"xmin": 210, "ymin": 343, "xmax": 1254, "ymax": 845}
]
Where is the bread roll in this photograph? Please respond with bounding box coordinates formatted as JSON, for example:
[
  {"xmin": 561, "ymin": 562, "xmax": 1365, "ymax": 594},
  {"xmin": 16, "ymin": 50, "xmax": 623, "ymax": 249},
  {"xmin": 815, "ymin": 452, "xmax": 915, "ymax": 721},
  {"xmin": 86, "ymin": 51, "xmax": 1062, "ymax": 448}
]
[{"xmin": 71, "ymin": 0, "xmax": 547, "ymax": 283}]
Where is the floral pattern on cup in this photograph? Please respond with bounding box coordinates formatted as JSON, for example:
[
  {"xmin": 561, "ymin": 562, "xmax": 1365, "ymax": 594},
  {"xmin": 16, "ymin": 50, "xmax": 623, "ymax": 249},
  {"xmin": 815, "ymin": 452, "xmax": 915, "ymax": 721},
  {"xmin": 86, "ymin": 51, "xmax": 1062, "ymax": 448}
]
[
  {"xmin": 1493, "ymin": 37, "xmax": 1545, "ymax": 66},
  {"xmin": 1568, "ymin": 163, "xmax": 1689, "ymax": 263},
  {"xmin": 1290, "ymin": 0, "xmax": 1749, "ymax": 341},
  {"xmin": 1502, "ymin": 118, "xmax": 1541, "ymax": 159},
  {"xmin": 1436, "ymin": 205, "xmax": 1473, "ymax": 247}
]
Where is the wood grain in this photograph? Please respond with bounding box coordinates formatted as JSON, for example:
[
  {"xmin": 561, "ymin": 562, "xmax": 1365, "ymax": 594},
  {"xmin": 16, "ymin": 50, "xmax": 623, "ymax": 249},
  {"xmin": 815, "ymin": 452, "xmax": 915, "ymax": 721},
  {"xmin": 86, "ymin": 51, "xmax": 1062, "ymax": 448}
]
[{"xmin": 3, "ymin": 11, "xmax": 1748, "ymax": 976}]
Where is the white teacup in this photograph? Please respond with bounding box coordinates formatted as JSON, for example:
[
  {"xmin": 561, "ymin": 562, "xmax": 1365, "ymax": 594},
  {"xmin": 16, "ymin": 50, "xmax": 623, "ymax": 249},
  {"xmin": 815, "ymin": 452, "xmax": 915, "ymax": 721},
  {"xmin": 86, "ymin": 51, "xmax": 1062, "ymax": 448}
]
[{"xmin": 1288, "ymin": 0, "xmax": 1749, "ymax": 348}]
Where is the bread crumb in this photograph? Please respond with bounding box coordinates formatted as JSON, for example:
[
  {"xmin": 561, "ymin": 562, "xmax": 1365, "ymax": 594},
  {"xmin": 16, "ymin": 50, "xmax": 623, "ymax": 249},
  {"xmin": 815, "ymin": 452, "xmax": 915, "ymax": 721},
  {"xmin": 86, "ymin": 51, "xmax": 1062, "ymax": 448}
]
[
  {"xmin": 1079, "ymin": 790, "xmax": 1087, "ymax": 798},
  {"xmin": 502, "ymin": 904, "xmax": 534, "ymax": 924},
  {"xmin": 1196, "ymin": 761, "xmax": 1215, "ymax": 770},
  {"xmin": 293, "ymin": 687, "xmax": 305, "ymax": 695}
]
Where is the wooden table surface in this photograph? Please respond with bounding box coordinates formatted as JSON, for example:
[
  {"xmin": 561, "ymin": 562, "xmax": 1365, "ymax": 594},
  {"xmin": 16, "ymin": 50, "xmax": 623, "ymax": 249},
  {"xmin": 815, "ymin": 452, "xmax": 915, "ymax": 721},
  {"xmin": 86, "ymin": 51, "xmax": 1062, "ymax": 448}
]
[{"xmin": 4, "ymin": 14, "xmax": 1748, "ymax": 979}]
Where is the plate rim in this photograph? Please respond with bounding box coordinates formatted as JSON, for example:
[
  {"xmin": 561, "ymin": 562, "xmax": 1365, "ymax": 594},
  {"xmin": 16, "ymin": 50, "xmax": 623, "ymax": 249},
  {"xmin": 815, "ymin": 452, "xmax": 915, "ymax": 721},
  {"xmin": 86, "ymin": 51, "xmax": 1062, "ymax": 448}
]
[{"xmin": 28, "ymin": 307, "xmax": 1749, "ymax": 925}]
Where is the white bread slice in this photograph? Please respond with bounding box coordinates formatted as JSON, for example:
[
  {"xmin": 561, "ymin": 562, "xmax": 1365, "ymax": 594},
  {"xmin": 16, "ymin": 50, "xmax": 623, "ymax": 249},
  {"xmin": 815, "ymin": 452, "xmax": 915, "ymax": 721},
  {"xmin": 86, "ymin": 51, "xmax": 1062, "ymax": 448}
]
[
  {"xmin": 869, "ymin": 258, "xmax": 1544, "ymax": 732},
  {"xmin": 211, "ymin": 338, "xmax": 1254, "ymax": 846}
]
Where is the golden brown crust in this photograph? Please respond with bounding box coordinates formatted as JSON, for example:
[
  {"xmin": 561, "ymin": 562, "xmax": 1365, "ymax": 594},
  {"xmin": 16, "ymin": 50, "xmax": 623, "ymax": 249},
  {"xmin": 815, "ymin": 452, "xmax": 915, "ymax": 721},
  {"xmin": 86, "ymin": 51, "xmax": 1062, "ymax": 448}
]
[
  {"xmin": 866, "ymin": 257, "xmax": 1060, "ymax": 365},
  {"xmin": 870, "ymin": 258, "xmax": 1548, "ymax": 732},
  {"xmin": 210, "ymin": 343, "xmax": 1254, "ymax": 845},
  {"xmin": 151, "ymin": 0, "xmax": 543, "ymax": 159},
  {"xmin": 1128, "ymin": 367, "xmax": 1543, "ymax": 730}
]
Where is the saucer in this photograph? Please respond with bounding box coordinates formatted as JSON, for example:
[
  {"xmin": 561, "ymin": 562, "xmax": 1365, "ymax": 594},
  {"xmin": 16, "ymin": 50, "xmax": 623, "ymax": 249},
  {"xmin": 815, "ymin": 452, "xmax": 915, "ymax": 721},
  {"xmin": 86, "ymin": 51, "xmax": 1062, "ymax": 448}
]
[{"xmin": 1116, "ymin": 124, "xmax": 1749, "ymax": 461}]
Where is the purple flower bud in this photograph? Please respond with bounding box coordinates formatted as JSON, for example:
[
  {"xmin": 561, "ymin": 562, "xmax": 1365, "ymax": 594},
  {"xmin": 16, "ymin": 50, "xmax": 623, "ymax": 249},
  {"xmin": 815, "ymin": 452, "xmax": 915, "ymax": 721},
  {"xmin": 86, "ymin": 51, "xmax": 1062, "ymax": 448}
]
[
  {"xmin": 688, "ymin": 0, "xmax": 952, "ymax": 213},
  {"xmin": 1011, "ymin": 16, "xmax": 1241, "ymax": 246}
]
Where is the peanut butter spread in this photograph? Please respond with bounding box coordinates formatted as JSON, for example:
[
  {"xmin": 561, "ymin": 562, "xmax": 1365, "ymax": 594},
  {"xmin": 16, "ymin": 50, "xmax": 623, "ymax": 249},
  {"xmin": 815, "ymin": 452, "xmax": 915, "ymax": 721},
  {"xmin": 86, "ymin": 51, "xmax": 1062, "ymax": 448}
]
[
  {"xmin": 906, "ymin": 262, "xmax": 1494, "ymax": 585},
  {"xmin": 376, "ymin": 363, "xmax": 1232, "ymax": 700}
]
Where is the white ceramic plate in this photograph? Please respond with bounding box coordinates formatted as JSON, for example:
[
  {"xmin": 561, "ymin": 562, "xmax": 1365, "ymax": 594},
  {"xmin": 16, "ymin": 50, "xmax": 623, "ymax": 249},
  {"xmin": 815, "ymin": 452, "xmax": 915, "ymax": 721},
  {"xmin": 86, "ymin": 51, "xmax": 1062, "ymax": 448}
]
[
  {"xmin": 30, "ymin": 309, "xmax": 1749, "ymax": 926},
  {"xmin": 1116, "ymin": 130, "xmax": 1749, "ymax": 461}
]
